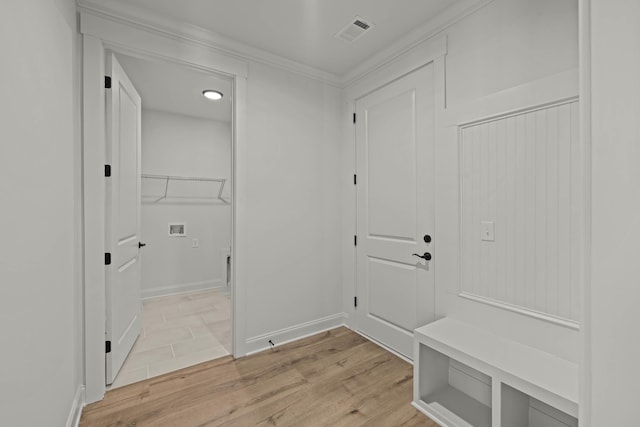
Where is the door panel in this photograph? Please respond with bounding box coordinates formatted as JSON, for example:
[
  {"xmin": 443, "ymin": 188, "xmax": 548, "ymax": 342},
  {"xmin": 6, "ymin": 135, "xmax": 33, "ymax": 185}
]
[
  {"xmin": 117, "ymin": 88, "xmax": 139, "ymax": 238},
  {"xmin": 368, "ymin": 257, "xmax": 417, "ymax": 331},
  {"xmin": 356, "ymin": 65, "xmax": 435, "ymax": 359},
  {"xmin": 367, "ymin": 90, "xmax": 417, "ymax": 240},
  {"xmin": 106, "ymin": 54, "xmax": 142, "ymax": 385}
]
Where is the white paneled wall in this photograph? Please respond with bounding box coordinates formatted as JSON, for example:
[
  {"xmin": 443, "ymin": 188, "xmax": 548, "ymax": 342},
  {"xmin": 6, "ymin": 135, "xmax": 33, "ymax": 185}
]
[{"xmin": 459, "ymin": 100, "xmax": 580, "ymax": 322}]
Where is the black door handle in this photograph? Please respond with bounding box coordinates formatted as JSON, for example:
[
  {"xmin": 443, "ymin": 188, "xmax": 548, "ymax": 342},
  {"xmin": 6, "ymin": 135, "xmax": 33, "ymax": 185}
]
[
  {"xmin": 138, "ymin": 242, "xmax": 147, "ymax": 248},
  {"xmin": 412, "ymin": 252, "xmax": 431, "ymax": 261}
]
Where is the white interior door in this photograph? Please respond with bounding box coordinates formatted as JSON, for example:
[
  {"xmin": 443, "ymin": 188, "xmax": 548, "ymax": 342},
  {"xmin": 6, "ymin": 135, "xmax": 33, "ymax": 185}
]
[
  {"xmin": 355, "ymin": 64, "xmax": 435, "ymax": 359},
  {"xmin": 105, "ymin": 54, "xmax": 142, "ymax": 384}
]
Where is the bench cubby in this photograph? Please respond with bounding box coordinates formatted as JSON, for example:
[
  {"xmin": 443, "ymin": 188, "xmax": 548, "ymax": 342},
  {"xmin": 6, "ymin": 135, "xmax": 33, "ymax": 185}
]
[{"xmin": 413, "ymin": 318, "xmax": 578, "ymax": 427}]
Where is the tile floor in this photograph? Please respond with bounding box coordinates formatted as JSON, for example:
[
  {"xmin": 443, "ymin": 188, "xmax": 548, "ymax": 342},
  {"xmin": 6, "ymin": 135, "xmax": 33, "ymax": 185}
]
[{"xmin": 110, "ymin": 288, "xmax": 231, "ymax": 389}]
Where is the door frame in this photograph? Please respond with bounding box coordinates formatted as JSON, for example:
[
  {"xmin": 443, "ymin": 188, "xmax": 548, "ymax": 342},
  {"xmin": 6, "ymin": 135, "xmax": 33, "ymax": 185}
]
[
  {"xmin": 343, "ymin": 36, "xmax": 447, "ymax": 336},
  {"xmin": 80, "ymin": 10, "xmax": 249, "ymax": 403}
]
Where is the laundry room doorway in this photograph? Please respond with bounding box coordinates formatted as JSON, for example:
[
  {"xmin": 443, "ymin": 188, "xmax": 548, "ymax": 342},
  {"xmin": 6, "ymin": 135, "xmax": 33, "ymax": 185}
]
[{"xmin": 105, "ymin": 52, "xmax": 234, "ymax": 388}]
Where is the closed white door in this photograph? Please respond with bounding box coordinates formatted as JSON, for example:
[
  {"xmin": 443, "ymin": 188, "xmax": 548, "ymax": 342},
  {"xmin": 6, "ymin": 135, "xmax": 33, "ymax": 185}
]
[
  {"xmin": 355, "ymin": 64, "xmax": 435, "ymax": 359},
  {"xmin": 105, "ymin": 54, "xmax": 143, "ymax": 384}
]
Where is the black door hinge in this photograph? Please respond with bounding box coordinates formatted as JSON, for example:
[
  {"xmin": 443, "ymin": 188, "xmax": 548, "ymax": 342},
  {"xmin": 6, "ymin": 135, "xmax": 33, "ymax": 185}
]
[
  {"xmin": 354, "ymin": 296, "xmax": 358, "ymax": 308},
  {"xmin": 105, "ymin": 76, "xmax": 112, "ymax": 89},
  {"xmin": 104, "ymin": 164, "xmax": 111, "ymax": 177},
  {"xmin": 354, "ymin": 235, "xmax": 357, "ymax": 246},
  {"xmin": 105, "ymin": 252, "xmax": 111, "ymax": 265},
  {"xmin": 353, "ymin": 113, "xmax": 356, "ymax": 124},
  {"xmin": 354, "ymin": 174, "xmax": 357, "ymax": 185},
  {"xmin": 106, "ymin": 341, "xmax": 111, "ymax": 354}
]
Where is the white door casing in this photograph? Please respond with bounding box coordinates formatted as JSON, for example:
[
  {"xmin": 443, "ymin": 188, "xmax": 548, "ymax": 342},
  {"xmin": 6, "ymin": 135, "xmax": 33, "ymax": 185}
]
[
  {"xmin": 105, "ymin": 53, "xmax": 142, "ymax": 384},
  {"xmin": 81, "ymin": 11, "xmax": 248, "ymax": 403},
  {"xmin": 355, "ymin": 64, "xmax": 436, "ymax": 359}
]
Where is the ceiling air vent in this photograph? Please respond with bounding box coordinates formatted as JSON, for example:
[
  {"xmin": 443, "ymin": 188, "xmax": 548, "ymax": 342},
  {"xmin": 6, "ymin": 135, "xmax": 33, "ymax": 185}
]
[{"xmin": 334, "ymin": 16, "xmax": 375, "ymax": 43}]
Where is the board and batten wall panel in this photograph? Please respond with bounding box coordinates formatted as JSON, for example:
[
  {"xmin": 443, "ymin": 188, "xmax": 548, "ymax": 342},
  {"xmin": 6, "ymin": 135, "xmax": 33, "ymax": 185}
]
[{"xmin": 459, "ymin": 100, "xmax": 580, "ymax": 323}]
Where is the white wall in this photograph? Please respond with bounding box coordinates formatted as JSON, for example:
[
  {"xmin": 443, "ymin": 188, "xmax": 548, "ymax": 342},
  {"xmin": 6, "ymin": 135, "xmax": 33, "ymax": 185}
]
[
  {"xmin": 0, "ymin": 0, "xmax": 82, "ymax": 426},
  {"xmin": 141, "ymin": 109, "xmax": 231, "ymax": 298},
  {"xmin": 446, "ymin": 0, "xmax": 578, "ymax": 108},
  {"xmin": 588, "ymin": 0, "xmax": 640, "ymax": 424},
  {"xmin": 245, "ymin": 61, "xmax": 343, "ymax": 340}
]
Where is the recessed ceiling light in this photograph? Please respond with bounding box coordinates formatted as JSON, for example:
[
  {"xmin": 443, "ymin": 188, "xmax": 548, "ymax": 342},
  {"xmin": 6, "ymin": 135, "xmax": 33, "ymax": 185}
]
[{"xmin": 202, "ymin": 90, "xmax": 223, "ymax": 101}]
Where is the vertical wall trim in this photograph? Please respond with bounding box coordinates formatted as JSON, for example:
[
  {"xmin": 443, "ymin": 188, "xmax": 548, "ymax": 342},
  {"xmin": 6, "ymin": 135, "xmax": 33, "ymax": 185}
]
[
  {"xmin": 578, "ymin": 0, "xmax": 592, "ymax": 424},
  {"xmin": 65, "ymin": 385, "xmax": 85, "ymax": 427},
  {"xmin": 232, "ymin": 75, "xmax": 248, "ymax": 357},
  {"xmin": 82, "ymin": 34, "xmax": 107, "ymax": 404},
  {"xmin": 433, "ymin": 55, "xmax": 447, "ymax": 319}
]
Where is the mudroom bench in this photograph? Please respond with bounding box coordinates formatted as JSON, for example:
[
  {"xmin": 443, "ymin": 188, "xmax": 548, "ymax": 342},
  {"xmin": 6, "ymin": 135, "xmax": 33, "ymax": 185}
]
[{"xmin": 413, "ymin": 318, "xmax": 579, "ymax": 427}]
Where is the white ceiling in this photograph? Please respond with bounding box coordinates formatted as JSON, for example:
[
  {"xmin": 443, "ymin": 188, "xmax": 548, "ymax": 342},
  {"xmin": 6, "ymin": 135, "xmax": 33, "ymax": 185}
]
[
  {"xmin": 91, "ymin": 0, "xmax": 465, "ymax": 77},
  {"xmin": 115, "ymin": 53, "xmax": 232, "ymax": 122}
]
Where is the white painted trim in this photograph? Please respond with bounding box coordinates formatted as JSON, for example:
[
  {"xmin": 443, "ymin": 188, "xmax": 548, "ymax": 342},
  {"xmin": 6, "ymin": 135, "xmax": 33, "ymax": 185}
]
[
  {"xmin": 341, "ymin": 95, "xmax": 357, "ymax": 330},
  {"xmin": 77, "ymin": 2, "xmax": 336, "ymax": 85},
  {"xmin": 80, "ymin": 18, "xmax": 248, "ymax": 403},
  {"xmin": 79, "ymin": 10, "xmax": 247, "ymax": 79},
  {"xmin": 76, "ymin": 0, "xmax": 490, "ymax": 88},
  {"xmin": 345, "ymin": 36, "xmax": 447, "ymax": 101},
  {"xmin": 578, "ymin": 0, "xmax": 592, "ymax": 425},
  {"xmin": 141, "ymin": 279, "xmax": 223, "ymax": 300},
  {"xmin": 65, "ymin": 385, "xmax": 85, "ymax": 427},
  {"xmin": 342, "ymin": 0, "xmax": 493, "ymax": 86},
  {"xmin": 458, "ymin": 293, "xmax": 581, "ymax": 331},
  {"xmin": 82, "ymin": 35, "xmax": 107, "ymax": 405},
  {"xmin": 245, "ymin": 314, "xmax": 347, "ymax": 356},
  {"xmin": 231, "ymin": 75, "xmax": 248, "ymax": 358},
  {"xmin": 443, "ymin": 68, "xmax": 579, "ymax": 126}
]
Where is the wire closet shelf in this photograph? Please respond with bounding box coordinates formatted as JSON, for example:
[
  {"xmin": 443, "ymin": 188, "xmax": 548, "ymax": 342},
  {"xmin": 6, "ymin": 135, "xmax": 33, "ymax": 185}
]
[{"xmin": 141, "ymin": 174, "xmax": 229, "ymax": 204}]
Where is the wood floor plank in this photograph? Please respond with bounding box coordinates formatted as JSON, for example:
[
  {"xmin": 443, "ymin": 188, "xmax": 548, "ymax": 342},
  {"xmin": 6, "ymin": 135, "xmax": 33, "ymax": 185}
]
[{"xmin": 80, "ymin": 327, "xmax": 438, "ymax": 427}]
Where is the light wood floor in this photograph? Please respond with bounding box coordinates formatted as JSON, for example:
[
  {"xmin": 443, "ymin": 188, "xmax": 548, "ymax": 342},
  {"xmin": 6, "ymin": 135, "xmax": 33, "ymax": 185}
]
[{"xmin": 80, "ymin": 327, "xmax": 438, "ymax": 426}]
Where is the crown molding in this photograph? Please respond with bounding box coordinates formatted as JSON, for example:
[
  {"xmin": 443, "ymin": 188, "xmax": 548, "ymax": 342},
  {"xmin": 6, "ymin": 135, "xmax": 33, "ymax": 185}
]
[
  {"xmin": 77, "ymin": 0, "xmax": 493, "ymax": 89},
  {"xmin": 77, "ymin": 0, "xmax": 343, "ymax": 86},
  {"xmin": 341, "ymin": 0, "xmax": 494, "ymax": 87}
]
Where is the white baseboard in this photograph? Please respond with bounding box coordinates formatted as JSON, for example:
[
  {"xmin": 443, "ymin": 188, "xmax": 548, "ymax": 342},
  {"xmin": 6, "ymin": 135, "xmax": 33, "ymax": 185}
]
[
  {"xmin": 245, "ymin": 313, "xmax": 347, "ymax": 355},
  {"xmin": 141, "ymin": 279, "xmax": 223, "ymax": 300},
  {"xmin": 66, "ymin": 385, "xmax": 85, "ymax": 427}
]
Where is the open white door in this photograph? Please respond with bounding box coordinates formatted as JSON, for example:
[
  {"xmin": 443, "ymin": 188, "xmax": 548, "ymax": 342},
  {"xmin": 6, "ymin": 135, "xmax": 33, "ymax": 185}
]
[
  {"xmin": 355, "ymin": 64, "xmax": 436, "ymax": 359},
  {"xmin": 105, "ymin": 54, "xmax": 142, "ymax": 384}
]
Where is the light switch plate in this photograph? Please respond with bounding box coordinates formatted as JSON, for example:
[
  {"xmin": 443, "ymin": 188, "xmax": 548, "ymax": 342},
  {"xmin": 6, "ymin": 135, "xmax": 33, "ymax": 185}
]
[{"xmin": 481, "ymin": 221, "xmax": 495, "ymax": 241}]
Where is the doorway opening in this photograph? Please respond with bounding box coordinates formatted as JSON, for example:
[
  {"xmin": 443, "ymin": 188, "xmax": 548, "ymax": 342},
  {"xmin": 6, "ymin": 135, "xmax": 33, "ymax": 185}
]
[{"xmin": 108, "ymin": 52, "xmax": 234, "ymax": 388}]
